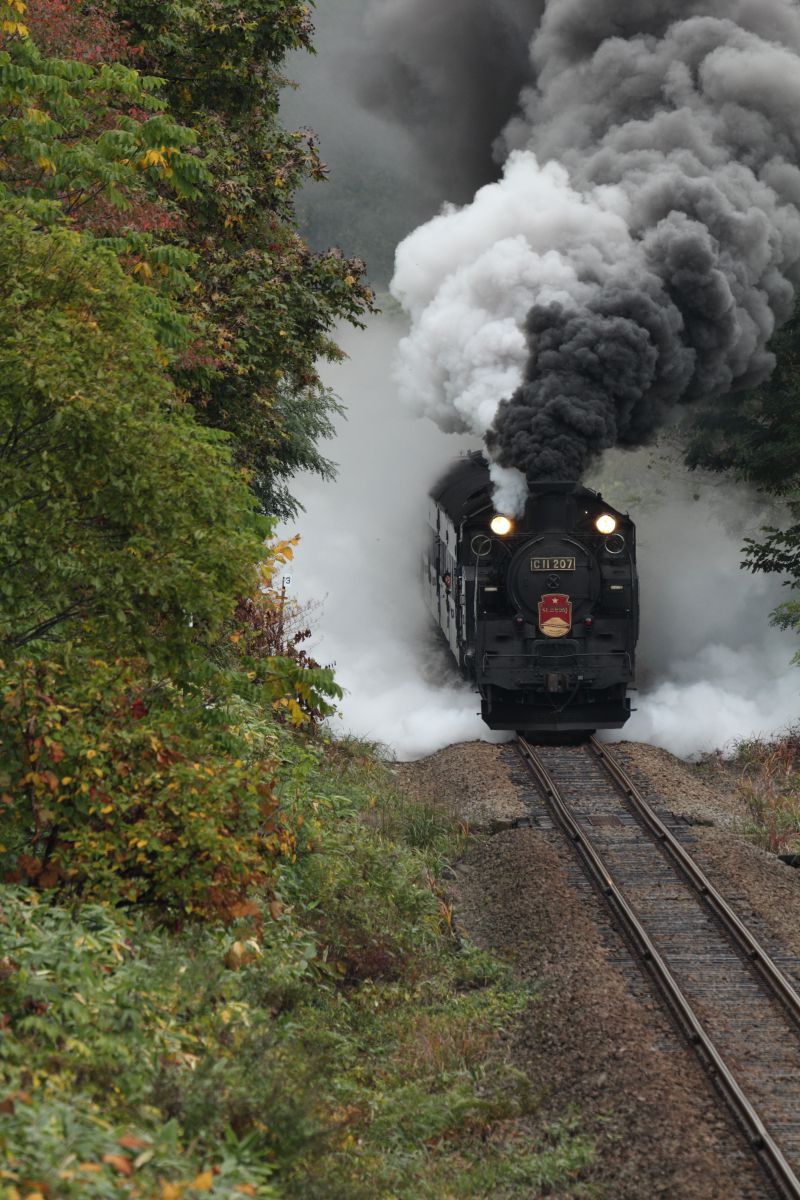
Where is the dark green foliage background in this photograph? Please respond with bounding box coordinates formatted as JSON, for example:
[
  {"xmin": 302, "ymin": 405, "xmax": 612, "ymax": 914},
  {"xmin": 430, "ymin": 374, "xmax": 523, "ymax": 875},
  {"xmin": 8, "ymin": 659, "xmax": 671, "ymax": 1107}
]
[{"xmin": 687, "ymin": 307, "xmax": 800, "ymax": 646}]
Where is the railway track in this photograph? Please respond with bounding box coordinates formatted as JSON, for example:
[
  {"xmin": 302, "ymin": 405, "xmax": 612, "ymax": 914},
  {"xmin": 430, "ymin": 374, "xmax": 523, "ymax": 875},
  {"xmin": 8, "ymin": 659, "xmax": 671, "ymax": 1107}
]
[{"xmin": 517, "ymin": 735, "xmax": 800, "ymax": 1200}]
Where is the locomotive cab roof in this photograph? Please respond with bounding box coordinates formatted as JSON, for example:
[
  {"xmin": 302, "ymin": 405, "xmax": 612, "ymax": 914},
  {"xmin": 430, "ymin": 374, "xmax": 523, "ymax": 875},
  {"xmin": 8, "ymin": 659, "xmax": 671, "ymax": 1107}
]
[{"xmin": 430, "ymin": 453, "xmax": 492, "ymax": 522}]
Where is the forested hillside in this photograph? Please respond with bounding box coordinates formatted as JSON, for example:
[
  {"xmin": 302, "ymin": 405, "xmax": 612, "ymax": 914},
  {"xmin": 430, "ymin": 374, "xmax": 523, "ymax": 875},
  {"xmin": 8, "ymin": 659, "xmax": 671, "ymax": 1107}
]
[
  {"xmin": 0, "ymin": 5, "xmax": 592, "ymax": 1197},
  {"xmin": 0, "ymin": 0, "xmax": 370, "ymax": 908}
]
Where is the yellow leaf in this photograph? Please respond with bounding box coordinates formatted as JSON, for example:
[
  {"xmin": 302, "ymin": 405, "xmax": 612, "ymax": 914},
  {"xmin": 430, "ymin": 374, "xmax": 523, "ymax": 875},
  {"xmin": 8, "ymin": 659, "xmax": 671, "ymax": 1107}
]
[
  {"xmin": 192, "ymin": 1171, "xmax": 214, "ymax": 1192},
  {"xmin": 140, "ymin": 148, "xmax": 167, "ymax": 168},
  {"xmin": 160, "ymin": 1185, "xmax": 183, "ymax": 1200},
  {"xmin": 36, "ymin": 155, "xmax": 55, "ymax": 173},
  {"xmin": 101, "ymin": 804, "xmax": 113, "ymax": 814},
  {"xmin": 229, "ymin": 631, "xmax": 241, "ymax": 644},
  {"xmin": 132, "ymin": 260, "xmax": 153, "ymax": 279},
  {"xmin": 1, "ymin": 20, "xmax": 28, "ymax": 35}
]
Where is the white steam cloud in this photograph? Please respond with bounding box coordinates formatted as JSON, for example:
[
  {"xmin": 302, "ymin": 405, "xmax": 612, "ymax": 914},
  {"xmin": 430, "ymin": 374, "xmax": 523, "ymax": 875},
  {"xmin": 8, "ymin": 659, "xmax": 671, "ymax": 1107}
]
[
  {"xmin": 287, "ymin": 321, "xmax": 798, "ymax": 762},
  {"xmin": 283, "ymin": 318, "xmax": 508, "ymax": 761},
  {"xmin": 596, "ymin": 465, "xmax": 800, "ymax": 757}
]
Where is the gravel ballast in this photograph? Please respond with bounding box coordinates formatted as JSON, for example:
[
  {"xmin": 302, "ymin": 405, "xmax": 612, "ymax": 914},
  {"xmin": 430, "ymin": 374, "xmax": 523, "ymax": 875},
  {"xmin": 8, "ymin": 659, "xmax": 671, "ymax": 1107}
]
[
  {"xmin": 616, "ymin": 741, "xmax": 800, "ymax": 970},
  {"xmin": 398, "ymin": 738, "xmax": 795, "ymax": 1199}
]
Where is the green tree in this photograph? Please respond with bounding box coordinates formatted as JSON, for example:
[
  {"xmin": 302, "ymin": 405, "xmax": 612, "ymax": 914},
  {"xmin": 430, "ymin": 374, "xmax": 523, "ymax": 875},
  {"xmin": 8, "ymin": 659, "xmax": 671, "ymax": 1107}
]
[
  {"xmin": 0, "ymin": 210, "xmax": 266, "ymax": 661},
  {"xmin": 686, "ymin": 310, "xmax": 800, "ymax": 494},
  {"xmin": 108, "ymin": 0, "xmax": 376, "ymax": 517},
  {"xmin": 0, "ymin": 1, "xmax": 208, "ymax": 349}
]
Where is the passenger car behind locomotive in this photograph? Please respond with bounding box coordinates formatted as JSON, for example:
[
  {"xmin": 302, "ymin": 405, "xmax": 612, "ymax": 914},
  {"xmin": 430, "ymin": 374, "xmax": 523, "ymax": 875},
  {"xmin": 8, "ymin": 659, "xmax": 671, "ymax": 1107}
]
[{"xmin": 424, "ymin": 454, "xmax": 638, "ymax": 733}]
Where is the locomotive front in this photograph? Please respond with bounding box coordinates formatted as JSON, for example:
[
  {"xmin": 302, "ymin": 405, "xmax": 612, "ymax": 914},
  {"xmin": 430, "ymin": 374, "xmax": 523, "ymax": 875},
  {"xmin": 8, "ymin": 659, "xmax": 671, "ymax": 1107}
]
[{"xmin": 425, "ymin": 456, "xmax": 638, "ymax": 733}]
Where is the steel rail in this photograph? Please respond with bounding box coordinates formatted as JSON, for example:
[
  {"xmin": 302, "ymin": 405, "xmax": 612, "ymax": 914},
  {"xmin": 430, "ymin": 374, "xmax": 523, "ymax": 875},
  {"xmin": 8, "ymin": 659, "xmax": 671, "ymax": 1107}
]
[
  {"xmin": 517, "ymin": 735, "xmax": 800, "ymax": 1200},
  {"xmin": 588, "ymin": 736, "xmax": 800, "ymax": 1028}
]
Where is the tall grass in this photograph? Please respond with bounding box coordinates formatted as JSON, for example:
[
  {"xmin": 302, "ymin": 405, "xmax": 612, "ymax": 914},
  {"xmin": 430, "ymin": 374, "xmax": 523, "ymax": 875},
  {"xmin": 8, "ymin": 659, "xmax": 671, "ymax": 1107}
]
[{"xmin": 734, "ymin": 728, "xmax": 800, "ymax": 855}]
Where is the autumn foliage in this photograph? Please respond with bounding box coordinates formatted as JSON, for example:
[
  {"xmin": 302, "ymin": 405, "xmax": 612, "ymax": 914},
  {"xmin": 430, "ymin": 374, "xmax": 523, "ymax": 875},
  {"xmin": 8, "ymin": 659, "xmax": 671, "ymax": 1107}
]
[
  {"xmin": 0, "ymin": 7, "xmax": 600, "ymax": 1199},
  {"xmin": 24, "ymin": 0, "xmax": 134, "ymax": 64},
  {"xmin": 0, "ymin": 0, "xmax": 351, "ymax": 926},
  {"xmin": 0, "ymin": 654, "xmax": 295, "ymax": 919},
  {"xmin": 0, "ymin": 0, "xmax": 205, "ymax": 326},
  {"xmin": 0, "ymin": 526, "xmax": 342, "ymax": 919},
  {"xmin": 1, "ymin": 0, "xmax": 375, "ymax": 518}
]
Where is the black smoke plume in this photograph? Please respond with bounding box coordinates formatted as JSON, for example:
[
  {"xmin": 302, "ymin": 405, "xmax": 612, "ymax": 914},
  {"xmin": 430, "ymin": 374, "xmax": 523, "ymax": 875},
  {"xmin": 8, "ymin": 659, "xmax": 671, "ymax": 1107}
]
[{"xmin": 390, "ymin": 0, "xmax": 800, "ymax": 493}]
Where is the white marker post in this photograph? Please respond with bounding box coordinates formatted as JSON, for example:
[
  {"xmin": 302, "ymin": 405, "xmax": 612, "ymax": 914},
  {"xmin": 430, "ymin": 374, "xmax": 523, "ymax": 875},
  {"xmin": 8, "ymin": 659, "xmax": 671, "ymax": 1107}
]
[{"xmin": 278, "ymin": 574, "xmax": 293, "ymax": 645}]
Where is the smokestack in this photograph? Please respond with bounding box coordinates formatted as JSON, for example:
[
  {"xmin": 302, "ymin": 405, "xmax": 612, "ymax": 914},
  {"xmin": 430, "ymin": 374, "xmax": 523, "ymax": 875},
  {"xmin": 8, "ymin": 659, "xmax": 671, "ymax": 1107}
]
[{"xmin": 523, "ymin": 480, "xmax": 579, "ymax": 533}]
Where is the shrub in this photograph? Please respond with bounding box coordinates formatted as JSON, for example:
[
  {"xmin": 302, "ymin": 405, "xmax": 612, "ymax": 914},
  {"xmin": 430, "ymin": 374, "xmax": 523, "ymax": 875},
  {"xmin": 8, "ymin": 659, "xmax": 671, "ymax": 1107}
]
[
  {"xmin": 0, "ymin": 735, "xmax": 595, "ymax": 1199},
  {"xmin": 0, "ymin": 887, "xmax": 280, "ymax": 1198},
  {"xmin": 0, "ymin": 654, "xmax": 294, "ymax": 920},
  {"xmin": 734, "ymin": 728, "xmax": 800, "ymax": 855}
]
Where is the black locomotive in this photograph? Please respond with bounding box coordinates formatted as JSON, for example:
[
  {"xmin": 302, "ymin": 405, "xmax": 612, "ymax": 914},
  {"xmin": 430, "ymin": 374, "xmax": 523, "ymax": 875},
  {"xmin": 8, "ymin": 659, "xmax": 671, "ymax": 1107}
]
[{"xmin": 424, "ymin": 454, "xmax": 638, "ymax": 733}]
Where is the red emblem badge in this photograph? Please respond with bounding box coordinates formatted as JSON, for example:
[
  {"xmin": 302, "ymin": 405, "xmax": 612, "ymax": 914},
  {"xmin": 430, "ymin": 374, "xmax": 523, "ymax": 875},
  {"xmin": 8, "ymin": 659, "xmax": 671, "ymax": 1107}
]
[{"xmin": 538, "ymin": 593, "xmax": 572, "ymax": 639}]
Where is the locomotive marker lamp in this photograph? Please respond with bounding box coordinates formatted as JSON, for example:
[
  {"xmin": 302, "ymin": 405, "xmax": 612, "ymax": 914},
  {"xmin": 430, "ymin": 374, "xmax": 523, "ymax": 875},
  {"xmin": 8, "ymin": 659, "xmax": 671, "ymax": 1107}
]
[
  {"xmin": 490, "ymin": 515, "xmax": 513, "ymax": 536},
  {"xmin": 595, "ymin": 513, "xmax": 617, "ymax": 535}
]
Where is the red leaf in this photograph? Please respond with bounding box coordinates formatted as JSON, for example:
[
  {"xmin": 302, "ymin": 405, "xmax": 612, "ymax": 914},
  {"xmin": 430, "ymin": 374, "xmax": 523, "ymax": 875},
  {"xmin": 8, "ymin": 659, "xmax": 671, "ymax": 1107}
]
[{"xmin": 118, "ymin": 1134, "xmax": 149, "ymax": 1151}]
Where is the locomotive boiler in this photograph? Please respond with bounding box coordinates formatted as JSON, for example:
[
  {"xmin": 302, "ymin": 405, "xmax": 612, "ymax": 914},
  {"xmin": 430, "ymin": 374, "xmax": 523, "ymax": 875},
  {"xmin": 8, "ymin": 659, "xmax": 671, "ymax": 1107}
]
[{"xmin": 424, "ymin": 454, "xmax": 638, "ymax": 733}]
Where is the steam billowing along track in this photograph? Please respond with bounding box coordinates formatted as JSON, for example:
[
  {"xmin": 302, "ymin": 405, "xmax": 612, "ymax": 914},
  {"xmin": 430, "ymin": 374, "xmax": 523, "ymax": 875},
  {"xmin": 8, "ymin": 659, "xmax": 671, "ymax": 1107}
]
[{"xmin": 518, "ymin": 736, "xmax": 800, "ymax": 1200}]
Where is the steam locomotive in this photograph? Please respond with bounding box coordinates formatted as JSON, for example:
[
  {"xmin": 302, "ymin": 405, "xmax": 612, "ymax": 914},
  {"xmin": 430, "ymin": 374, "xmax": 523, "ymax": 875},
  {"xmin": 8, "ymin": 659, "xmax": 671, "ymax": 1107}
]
[{"xmin": 424, "ymin": 454, "xmax": 638, "ymax": 733}]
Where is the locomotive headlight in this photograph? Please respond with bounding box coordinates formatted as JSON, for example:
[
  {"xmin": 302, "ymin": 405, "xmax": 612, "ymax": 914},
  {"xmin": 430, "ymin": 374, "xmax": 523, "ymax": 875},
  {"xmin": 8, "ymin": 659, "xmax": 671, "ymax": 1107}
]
[
  {"xmin": 595, "ymin": 513, "xmax": 617, "ymax": 535},
  {"xmin": 490, "ymin": 515, "xmax": 513, "ymax": 536}
]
